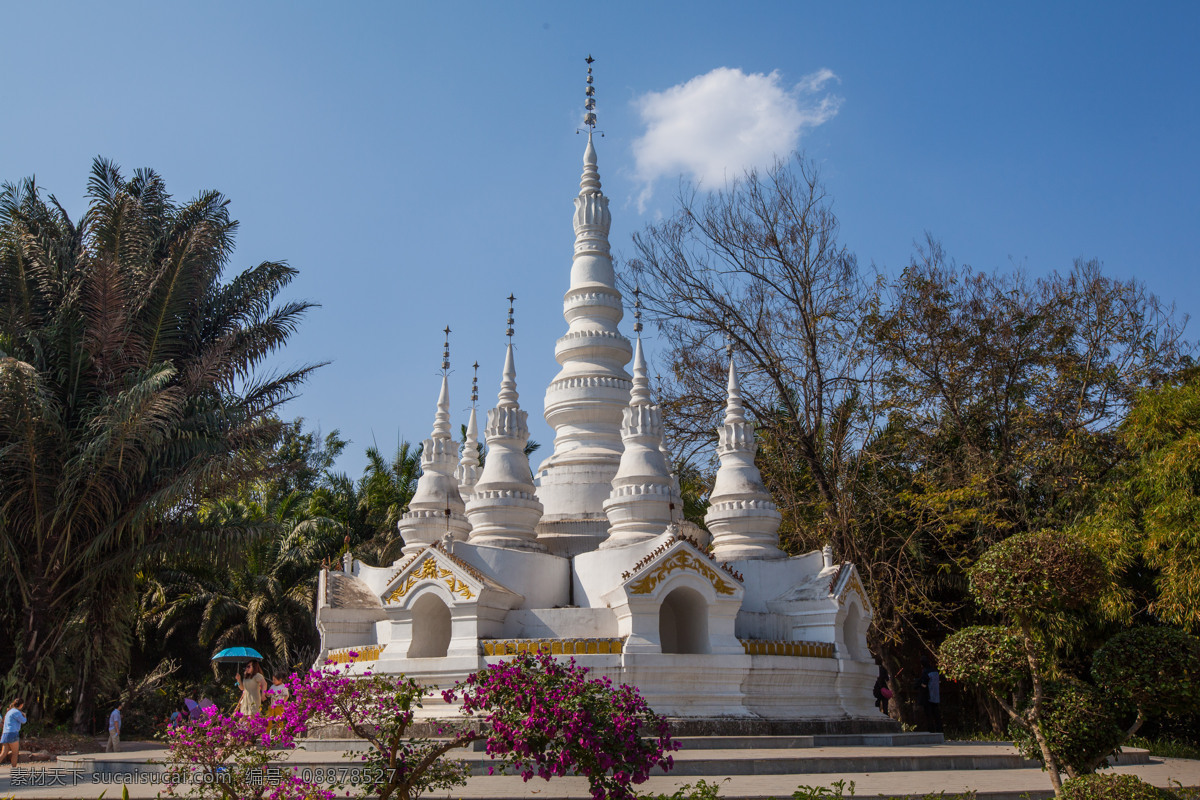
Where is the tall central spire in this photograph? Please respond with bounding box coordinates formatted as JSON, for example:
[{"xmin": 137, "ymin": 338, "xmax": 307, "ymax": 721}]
[{"xmin": 535, "ymin": 56, "xmax": 633, "ymax": 556}]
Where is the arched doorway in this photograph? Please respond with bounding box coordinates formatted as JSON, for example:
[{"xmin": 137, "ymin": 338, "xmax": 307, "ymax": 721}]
[
  {"xmin": 842, "ymin": 603, "xmax": 867, "ymax": 661},
  {"xmin": 658, "ymin": 586, "xmax": 710, "ymax": 654},
  {"xmin": 407, "ymin": 593, "xmax": 452, "ymax": 658}
]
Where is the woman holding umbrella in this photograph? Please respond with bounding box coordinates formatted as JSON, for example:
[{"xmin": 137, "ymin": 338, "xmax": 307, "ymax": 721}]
[
  {"xmin": 212, "ymin": 647, "xmax": 268, "ymax": 718},
  {"xmin": 235, "ymin": 661, "xmax": 269, "ymax": 717}
]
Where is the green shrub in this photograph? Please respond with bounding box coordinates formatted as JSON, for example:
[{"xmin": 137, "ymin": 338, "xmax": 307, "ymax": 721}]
[
  {"xmin": 791, "ymin": 780, "xmax": 855, "ymax": 799},
  {"xmin": 640, "ymin": 780, "xmax": 728, "ymax": 800},
  {"xmin": 1127, "ymin": 735, "xmax": 1200, "ymax": 760},
  {"xmin": 969, "ymin": 530, "xmax": 1107, "ymax": 618},
  {"xmin": 1093, "ymin": 627, "xmax": 1200, "ymax": 718},
  {"xmin": 1060, "ymin": 773, "xmax": 1177, "ymax": 799},
  {"xmin": 1009, "ymin": 679, "xmax": 1124, "ymax": 774},
  {"xmin": 940, "ymin": 626, "xmax": 1029, "ymax": 690}
]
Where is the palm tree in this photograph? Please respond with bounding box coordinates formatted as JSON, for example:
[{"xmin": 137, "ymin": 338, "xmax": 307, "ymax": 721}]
[
  {"xmin": 140, "ymin": 497, "xmax": 343, "ymax": 676},
  {"xmin": 353, "ymin": 442, "xmax": 421, "ymax": 566},
  {"xmin": 0, "ymin": 160, "xmax": 318, "ymax": 719}
]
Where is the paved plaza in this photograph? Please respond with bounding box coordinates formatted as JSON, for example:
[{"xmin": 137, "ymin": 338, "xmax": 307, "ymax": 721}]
[{"xmin": 0, "ymin": 741, "xmax": 1197, "ymax": 799}]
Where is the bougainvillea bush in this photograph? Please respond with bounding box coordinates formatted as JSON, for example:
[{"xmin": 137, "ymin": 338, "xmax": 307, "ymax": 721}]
[
  {"xmin": 160, "ymin": 702, "xmax": 330, "ymax": 800},
  {"xmin": 451, "ymin": 652, "xmax": 677, "ymax": 800},
  {"xmin": 163, "ymin": 652, "xmax": 677, "ymax": 800}
]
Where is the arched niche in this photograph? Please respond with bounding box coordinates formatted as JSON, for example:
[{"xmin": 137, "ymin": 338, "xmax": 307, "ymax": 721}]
[
  {"xmin": 659, "ymin": 586, "xmax": 710, "ymax": 654},
  {"xmin": 841, "ymin": 599, "xmax": 869, "ymax": 661},
  {"xmin": 407, "ymin": 592, "xmax": 452, "ymax": 659}
]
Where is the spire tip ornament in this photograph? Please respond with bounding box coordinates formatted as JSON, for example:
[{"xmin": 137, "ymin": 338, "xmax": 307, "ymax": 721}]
[
  {"xmin": 579, "ymin": 55, "xmax": 602, "ymax": 137},
  {"xmin": 632, "ymin": 284, "xmax": 643, "ymax": 336}
]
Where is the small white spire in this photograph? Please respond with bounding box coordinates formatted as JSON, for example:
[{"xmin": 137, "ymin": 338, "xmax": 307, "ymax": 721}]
[
  {"xmin": 399, "ymin": 333, "xmax": 469, "ymax": 554},
  {"xmin": 432, "ymin": 326, "xmax": 453, "ymax": 439},
  {"xmin": 602, "ymin": 326, "xmax": 678, "ymax": 548},
  {"xmin": 466, "ymin": 404, "xmax": 479, "ymax": 442},
  {"xmin": 724, "ymin": 356, "xmax": 746, "ymax": 425},
  {"xmin": 466, "ymin": 296, "xmax": 544, "ymax": 549},
  {"xmin": 432, "ymin": 374, "xmax": 452, "ymax": 439},
  {"xmin": 630, "ymin": 337, "xmax": 652, "ymax": 406},
  {"xmin": 498, "ymin": 344, "xmax": 518, "ymax": 408},
  {"xmin": 455, "ymin": 361, "xmax": 482, "ymax": 499},
  {"xmin": 580, "ymin": 132, "xmax": 602, "ymax": 196},
  {"xmin": 705, "ymin": 345, "xmax": 784, "ymax": 561}
]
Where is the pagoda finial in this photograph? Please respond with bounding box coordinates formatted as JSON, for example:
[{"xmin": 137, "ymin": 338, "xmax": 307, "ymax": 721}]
[
  {"xmin": 579, "ymin": 56, "xmax": 603, "ymax": 196},
  {"xmin": 471, "ymin": 361, "xmax": 479, "ymax": 408},
  {"xmin": 632, "ymin": 284, "xmax": 643, "ymax": 337},
  {"xmin": 428, "ymin": 327, "xmax": 453, "ymax": 440},
  {"xmin": 498, "ymin": 295, "xmax": 519, "ymax": 408},
  {"xmin": 584, "ymin": 55, "xmax": 597, "ymax": 131}
]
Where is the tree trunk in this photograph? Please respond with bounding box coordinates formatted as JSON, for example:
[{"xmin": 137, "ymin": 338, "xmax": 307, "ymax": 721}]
[
  {"xmin": 72, "ymin": 657, "xmax": 96, "ymax": 735},
  {"xmin": 17, "ymin": 579, "xmax": 61, "ymax": 721},
  {"xmin": 877, "ymin": 643, "xmax": 923, "ymax": 727},
  {"xmin": 1021, "ymin": 623, "xmax": 1064, "ymax": 798}
]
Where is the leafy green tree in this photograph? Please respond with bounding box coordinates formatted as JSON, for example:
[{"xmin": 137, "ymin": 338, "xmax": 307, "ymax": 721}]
[
  {"xmin": 942, "ymin": 531, "xmax": 1200, "ymax": 797},
  {"xmin": 1079, "ymin": 372, "xmax": 1200, "ymax": 630},
  {"xmin": 0, "ymin": 160, "xmax": 317, "ymax": 717},
  {"xmin": 140, "ymin": 495, "xmax": 343, "ymax": 674},
  {"xmin": 942, "ymin": 530, "xmax": 1108, "ymax": 795}
]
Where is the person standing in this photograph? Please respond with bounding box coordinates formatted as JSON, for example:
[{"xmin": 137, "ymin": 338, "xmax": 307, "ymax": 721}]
[
  {"xmin": 919, "ymin": 658, "xmax": 943, "ymax": 733},
  {"xmin": 235, "ymin": 661, "xmax": 269, "ymax": 717},
  {"xmin": 106, "ymin": 702, "xmax": 124, "ymax": 753},
  {"xmin": 265, "ymin": 673, "xmax": 290, "ymax": 734},
  {"xmin": 0, "ymin": 698, "xmax": 26, "ymax": 766},
  {"xmin": 873, "ymin": 666, "xmax": 893, "ymax": 716}
]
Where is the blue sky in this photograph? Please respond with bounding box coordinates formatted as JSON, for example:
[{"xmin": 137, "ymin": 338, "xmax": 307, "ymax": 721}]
[{"xmin": 3, "ymin": 2, "xmax": 1198, "ymax": 476}]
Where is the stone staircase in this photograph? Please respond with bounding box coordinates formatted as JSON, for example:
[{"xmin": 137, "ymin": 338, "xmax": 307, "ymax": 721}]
[
  {"xmin": 292, "ymin": 733, "xmax": 1150, "ymax": 777},
  {"xmin": 46, "ymin": 735, "xmax": 1184, "ymax": 800}
]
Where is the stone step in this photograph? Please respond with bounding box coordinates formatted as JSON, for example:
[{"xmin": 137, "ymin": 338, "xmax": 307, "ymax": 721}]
[
  {"xmin": 672, "ymin": 732, "xmax": 946, "ymax": 749},
  {"xmin": 68, "ymin": 744, "xmax": 1150, "ymax": 779},
  {"xmin": 297, "ymin": 731, "xmax": 944, "ymax": 753}
]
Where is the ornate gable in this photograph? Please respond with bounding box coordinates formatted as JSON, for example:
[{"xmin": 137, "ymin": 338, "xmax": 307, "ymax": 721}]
[
  {"xmin": 829, "ymin": 563, "xmax": 872, "ymax": 612},
  {"xmin": 381, "ymin": 545, "xmax": 512, "ymax": 606},
  {"xmin": 621, "ymin": 535, "xmax": 743, "ymax": 598}
]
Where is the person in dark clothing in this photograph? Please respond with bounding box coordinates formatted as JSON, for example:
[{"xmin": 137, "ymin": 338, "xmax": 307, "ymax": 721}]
[
  {"xmin": 918, "ymin": 657, "xmax": 943, "ymax": 733},
  {"xmin": 872, "ymin": 665, "xmax": 893, "ymax": 716}
]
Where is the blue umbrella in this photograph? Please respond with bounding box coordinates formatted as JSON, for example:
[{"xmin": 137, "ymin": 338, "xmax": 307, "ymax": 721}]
[{"xmin": 211, "ymin": 646, "xmax": 264, "ymax": 663}]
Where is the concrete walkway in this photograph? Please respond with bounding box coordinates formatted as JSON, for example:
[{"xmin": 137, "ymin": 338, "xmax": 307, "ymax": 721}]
[{"xmin": 1, "ymin": 743, "xmax": 1196, "ymax": 799}]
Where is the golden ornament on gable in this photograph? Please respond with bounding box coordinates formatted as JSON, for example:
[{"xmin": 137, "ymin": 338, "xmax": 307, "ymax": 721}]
[
  {"xmin": 628, "ymin": 550, "xmax": 738, "ymax": 596},
  {"xmin": 384, "ymin": 556, "xmax": 476, "ymax": 603}
]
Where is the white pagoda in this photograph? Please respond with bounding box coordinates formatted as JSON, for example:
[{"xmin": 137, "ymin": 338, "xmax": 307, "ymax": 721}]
[{"xmin": 315, "ymin": 63, "xmax": 881, "ymax": 729}]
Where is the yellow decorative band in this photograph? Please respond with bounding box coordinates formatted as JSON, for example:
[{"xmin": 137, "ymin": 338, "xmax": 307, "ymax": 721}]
[
  {"xmin": 739, "ymin": 639, "xmax": 834, "ymax": 659},
  {"xmin": 481, "ymin": 638, "xmax": 625, "ymax": 656},
  {"xmin": 326, "ymin": 644, "xmax": 386, "ymax": 664}
]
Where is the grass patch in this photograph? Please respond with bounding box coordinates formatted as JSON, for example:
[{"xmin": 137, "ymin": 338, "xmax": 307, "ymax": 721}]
[{"xmin": 1128, "ymin": 736, "xmax": 1200, "ymax": 761}]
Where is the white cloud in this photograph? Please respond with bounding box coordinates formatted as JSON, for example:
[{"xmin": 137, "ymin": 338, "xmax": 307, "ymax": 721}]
[{"xmin": 631, "ymin": 67, "xmax": 841, "ymax": 209}]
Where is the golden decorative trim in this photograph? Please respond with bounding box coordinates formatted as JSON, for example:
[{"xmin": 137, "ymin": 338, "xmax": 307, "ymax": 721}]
[
  {"xmin": 628, "ymin": 550, "xmax": 737, "ymax": 596},
  {"xmin": 326, "ymin": 644, "xmax": 385, "ymax": 664},
  {"xmin": 739, "ymin": 639, "xmax": 834, "ymax": 659},
  {"xmin": 838, "ymin": 572, "xmax": 867, "ymax": 608},
  {"xmin": 481, "ymin": 638, "xmax": 625, "ymax": 656},
  {"xmin": 385, "ymin": 556, "xmax": 476, "ymax": 603}
]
